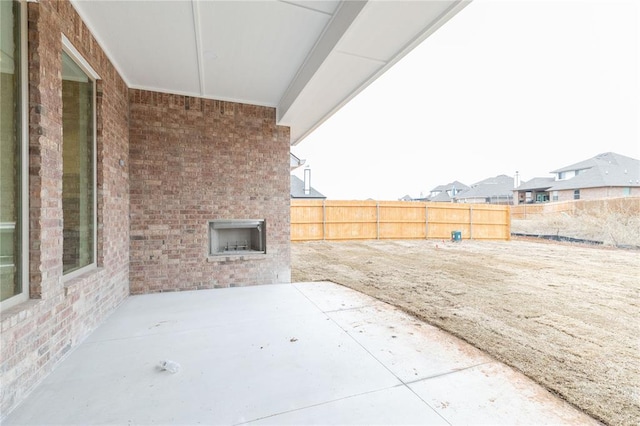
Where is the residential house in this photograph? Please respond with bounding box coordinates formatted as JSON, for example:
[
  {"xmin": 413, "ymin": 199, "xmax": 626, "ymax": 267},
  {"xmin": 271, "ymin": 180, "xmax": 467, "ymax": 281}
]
[
  {"xmin": 290, "ymin": 153, "xmax": 305, "ymax": 171},
  {"xmin": 455, "ymin": 175, "xmax": 514, "ymax": 204},
  {"xmin": 0, "ymin": 0, "xmax": 470, "ymax": 416},
  {"xmin": 428, "ymin": 181, "xmax": 469, "ymax": 202},
  {"xmin": 290, "ymin": 156, "xmax": 325, "ymax": 199},
  {"xmin": 291, "ymin": 175, "xmax": 326, "ymax": 200},
  {"xmin": 514, "ymin": 177, "xmax": 556, "ymax": 204},
  {"xmin": 546, "ymin": 152, "xmax": 640, "ymax": 202},
  {"xmin": 514, "ymin": 152, "xmax": 640, "ymax": 203}
]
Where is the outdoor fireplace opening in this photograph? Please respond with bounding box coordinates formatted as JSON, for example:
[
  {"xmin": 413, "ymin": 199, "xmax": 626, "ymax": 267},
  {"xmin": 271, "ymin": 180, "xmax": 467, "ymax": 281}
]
[{"xmin": 209, "ymin": 220, "xmax": 266, "ymax": 256}]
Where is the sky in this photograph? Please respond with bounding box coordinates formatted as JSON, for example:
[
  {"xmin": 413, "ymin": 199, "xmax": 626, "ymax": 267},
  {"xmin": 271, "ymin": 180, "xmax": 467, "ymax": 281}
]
[{"xmin": 291, "ymin": 0, "xmax": 639, "ymax": 200}]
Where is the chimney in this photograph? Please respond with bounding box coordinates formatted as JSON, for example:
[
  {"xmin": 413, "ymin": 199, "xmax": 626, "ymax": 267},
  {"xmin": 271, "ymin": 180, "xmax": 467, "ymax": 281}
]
[
  {"xmin": 514, "ymin": 171, "xmax": 520, "ymax": 188},
  {"xmin": 304, "ymin": 167, "xmax": 311, "ymax": 195}
]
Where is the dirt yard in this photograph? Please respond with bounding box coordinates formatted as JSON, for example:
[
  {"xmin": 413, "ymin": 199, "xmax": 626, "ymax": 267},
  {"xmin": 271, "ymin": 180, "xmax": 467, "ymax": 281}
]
[{"xmin": 292, "ymin": 239, "xmax": 640, "ymax": 426}]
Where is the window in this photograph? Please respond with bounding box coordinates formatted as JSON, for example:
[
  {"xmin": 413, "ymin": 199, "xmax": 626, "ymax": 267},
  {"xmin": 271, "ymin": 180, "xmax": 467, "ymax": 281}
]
[
  {"xmin": 536, "ymin": 193, "xmax": 549, "ymax": 203},
  {"xmin": 62, "ymin": 47, "xmax": 97, "ymax": 276},
  {"xmin": 1, "ymin": 0, "xmax": 27, "ymax": 308},
  {"xmin": 623, "ymin": 187, "xmax": 631, "ymax": 197},
  {"xmin": 552, "ymin": 191, "xmax": 558, "ymax": 201},
  {"xmin": 573, "ymin": 189, "xmax": 580, "ymax": 200},
  {"xmin": 525, "ymin": 191, "xmax": 532, "ymax": 203}
]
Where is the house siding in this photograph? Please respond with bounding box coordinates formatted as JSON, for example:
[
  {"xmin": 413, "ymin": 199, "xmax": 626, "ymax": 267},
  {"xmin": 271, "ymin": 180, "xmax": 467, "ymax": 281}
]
[
  {"xmin": 1, "ymin": 0, "xmax": 130, "ymax": 417},
  {"xmin": 128, "ymin": 90, "xmax": 291, "ymax": 293}
]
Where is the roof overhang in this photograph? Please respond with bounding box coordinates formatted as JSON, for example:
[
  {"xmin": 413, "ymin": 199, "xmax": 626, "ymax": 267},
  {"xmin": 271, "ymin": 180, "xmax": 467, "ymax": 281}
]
[
  {"xmin": 70, "ymin": 0, "xmax": 470, "ymax": 145},
  {"xmin": 290, "ymin": 152, "xmax": 306, "ymax": 171}
]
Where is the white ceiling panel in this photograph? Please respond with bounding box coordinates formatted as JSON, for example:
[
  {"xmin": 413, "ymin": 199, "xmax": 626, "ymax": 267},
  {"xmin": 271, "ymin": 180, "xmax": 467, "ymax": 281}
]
[
  {"xmin": 282, "ymin": 0, "xmax": 341, "ymax": 15},
  {"xmin": 281, "ymin": 0, "xmax": 471, "ymax": 144},
  {"xmin": 74, "ymin": 1, "xmax": 200, "ymax": 94},
  {"xmin": 281, "ymin": 51, "xmax": 384, "ymax": 142},
  {"xmin": 70, "ymin": 0, "xmax": 470, "ymax": 144},
  {"xmin": 197, "ymin": 1, "xmax": 332, "ymax": 106},
  {"xmin": 336, "ymin": 1, "xmax": 457, "ymax": 62}
]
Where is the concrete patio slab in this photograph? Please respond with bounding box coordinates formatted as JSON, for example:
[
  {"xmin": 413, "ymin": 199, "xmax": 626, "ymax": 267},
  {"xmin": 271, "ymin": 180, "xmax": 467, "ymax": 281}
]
[
  {"xmin": 249, "ymin": 386, "xmax": 448, "ymax": 425},
  {"xmin": 3, "ymin": 282, "xmax": 598, "ymax": 425},
  {"xmin": 408, "ymin": 362, "xmax": 593, "ymax": 425},
  {"xmin": 325, "ymin": 303, "xmax": 491, "ymax": 383}
]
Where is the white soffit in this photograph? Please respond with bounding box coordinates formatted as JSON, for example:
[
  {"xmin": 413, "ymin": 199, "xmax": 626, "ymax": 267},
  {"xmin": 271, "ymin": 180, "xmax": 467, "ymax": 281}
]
[
  {"xmin": 279, "ymin": 0, "xmax": 471, "ymax": 144},
  {"xmin": 72, "ymin": 1, "xmax": 201, "ymax": 95},
  {"xmin": 196, "ymin": 1, "xmax": 336, "ymax": 106},
  {"xmin": 70, "ymin": 0, "xmax": 470, "ymax": 144}
]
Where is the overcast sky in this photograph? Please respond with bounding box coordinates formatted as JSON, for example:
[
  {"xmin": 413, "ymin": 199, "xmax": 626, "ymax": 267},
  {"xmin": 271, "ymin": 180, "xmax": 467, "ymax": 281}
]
[{"xmin": 291, "ymin": 0, "xmax": 639, "ymax": 200}]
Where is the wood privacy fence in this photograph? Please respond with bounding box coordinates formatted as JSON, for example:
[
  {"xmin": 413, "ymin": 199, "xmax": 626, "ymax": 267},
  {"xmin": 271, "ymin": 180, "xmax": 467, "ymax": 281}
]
[
  {"xmin": 291, "ymin": 200, "xmax": 511, "ymax": 242},
  {"xmin": 510, "ymin": 197, "xmax": 640, "ymax": 219}
]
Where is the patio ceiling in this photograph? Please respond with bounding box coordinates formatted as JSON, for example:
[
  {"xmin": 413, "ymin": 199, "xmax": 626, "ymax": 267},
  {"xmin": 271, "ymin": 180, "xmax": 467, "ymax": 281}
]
[{"xmin": 70, "ymin": 0, "xmax": 470, "ymax": 144}]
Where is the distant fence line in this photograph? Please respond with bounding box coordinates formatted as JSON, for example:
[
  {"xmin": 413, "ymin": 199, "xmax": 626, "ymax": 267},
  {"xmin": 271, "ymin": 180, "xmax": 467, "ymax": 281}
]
[
  {"xmin": 291, "ymin": 200, "xmax": 511, "ymax": 242},
  {"xmin": 510, "ymin": 197, "xmax": 640, "ymax": 219}
]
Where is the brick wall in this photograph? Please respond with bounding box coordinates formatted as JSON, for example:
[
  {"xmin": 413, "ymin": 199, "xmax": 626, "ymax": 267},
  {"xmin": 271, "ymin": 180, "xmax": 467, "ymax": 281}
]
[
  {"xmin": 129, "ymin": 90, "xmax": 291, "ymax": 293},
  {"xmin": 1, "ymin": 0, "xmax": 293, "ymax": 416},
  {"xmin": 556, "ymin": 186, "xmax": 640, "ymax": 202},
  {"xmin": 0, "ymin": 0, "xmax": 129, "ymax": 416}
]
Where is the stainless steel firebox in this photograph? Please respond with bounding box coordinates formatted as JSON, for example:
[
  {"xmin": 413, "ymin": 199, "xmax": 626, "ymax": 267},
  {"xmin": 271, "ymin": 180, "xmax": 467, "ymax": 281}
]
[{"xmin": 209, "ymin": 219, "xmax": 266, "ymax": 255}]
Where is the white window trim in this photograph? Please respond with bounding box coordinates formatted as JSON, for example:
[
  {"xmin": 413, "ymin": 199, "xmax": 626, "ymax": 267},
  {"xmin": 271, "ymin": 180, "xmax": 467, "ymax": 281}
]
[
  {"xmin": 62, "ymin": 35, "xmax": 100, "ymax": 80},
  {"xmin": 2, "ymin": 0, "xmax": 29, "ymax": 310},
  {"xmin": 61, "ymin": 37, "xmax": 100, "ymax": 281}
]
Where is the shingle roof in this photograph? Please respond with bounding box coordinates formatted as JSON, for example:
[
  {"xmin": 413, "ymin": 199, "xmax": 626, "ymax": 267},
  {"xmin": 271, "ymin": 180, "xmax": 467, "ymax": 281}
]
[
  {"xmin": 290, "ymin": 175, "xmax": 326, "ymax": 199},
  {"xmin": 456, "ymin": 175, "xmax": 514, "ymax": 199},
  {"xmin": 290, "ymin": 153, "xmax": 305, "ymax": 171},
  {"xmin": 516, "ymin": 177, "xmax": 555, "ymax": 191},
  {"xmin": 551, "ymin": 152, "xmax": 628, "ymax": 173},
  {"xmin": 549, "ymin": 152, "xmax": 640, "ymax": 191},
  {"xmin": 430, "ymin": 181, "xmax": 469, "ymax": 193},
  {"xmin": 430, "ymin": 191, "xmax": 452, "ymax": 202}
]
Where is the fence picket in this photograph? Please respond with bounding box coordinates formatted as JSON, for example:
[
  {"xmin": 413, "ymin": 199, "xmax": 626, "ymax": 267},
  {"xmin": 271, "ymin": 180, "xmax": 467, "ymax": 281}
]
[{"xmin": 291, "ymin": 200, "xmax": 511, "ymax": 241}]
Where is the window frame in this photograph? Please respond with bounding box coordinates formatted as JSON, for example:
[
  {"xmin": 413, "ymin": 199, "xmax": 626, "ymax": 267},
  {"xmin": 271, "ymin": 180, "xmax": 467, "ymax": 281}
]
[
  {"xmin": 61, "ymin": 36, "xmax": 100, "ymax": 281},
  {"xmin": 573, "ymin": 189, "xmax": 580, "ymax": 200},
  {"xmin": 1, "ymin": 0, "xmax": 29, "ymax": 310}
]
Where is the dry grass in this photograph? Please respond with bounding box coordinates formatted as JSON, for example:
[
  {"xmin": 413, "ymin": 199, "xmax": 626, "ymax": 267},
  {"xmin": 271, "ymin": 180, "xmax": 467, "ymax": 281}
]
[
  {"xmin": 292, "ymin": 239, "xmax": 640, "ymax": 426},
  {"xmin": 512, "ymin": 198, "xmax": 640, "ymax": 247},
  {"xmin": 512, "ymin": 212, "xmax": 640, "ymax": 247}
]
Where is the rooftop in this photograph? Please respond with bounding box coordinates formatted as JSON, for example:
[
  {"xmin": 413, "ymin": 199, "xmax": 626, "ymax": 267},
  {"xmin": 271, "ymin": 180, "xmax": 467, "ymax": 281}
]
[
  {"xmin": 430, "ymin": 181, "xmax": 469, "ymax": 193},
  {"xmin": 516, "ymin": 177, "xmax": 556, "ymax": 191},
  {"xmin": 456, "ymin": 174, "xmax": 514, "ymax": 199},
  {"xmin": 549, "ymin": 152, "xmax": 640, "ymax": 191},
  {"xmin": 291, "ymin": 175, "xmax": 326, "ymax": 199}
]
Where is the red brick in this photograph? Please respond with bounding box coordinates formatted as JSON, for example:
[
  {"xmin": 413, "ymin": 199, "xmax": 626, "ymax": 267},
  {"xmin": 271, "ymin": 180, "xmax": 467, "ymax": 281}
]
[
  {"xmin": 3, "ymin": 0, "xmax": 292, "ymax": 417},
  {"xmin": 129, "ymin": 91, "xmax": 291, "ymax": 293},
  {"xmin": 2, "ymin": 0, "xmax": 129, "ymax": 416}
]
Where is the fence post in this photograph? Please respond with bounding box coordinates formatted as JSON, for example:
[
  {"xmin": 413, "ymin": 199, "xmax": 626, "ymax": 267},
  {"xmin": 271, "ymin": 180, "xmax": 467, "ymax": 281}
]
[
  {"xmin": 425, "ymin": 203, "xmax": 429, "ymax": 239},
  {"xmin": 469, "ymin": 205, "xmax": 473, "ymax": 240},
  {"xmin": 376, "ymin": 202, "xmax": 380, "ymax": 240},
  {"xmin": 322, "ymin": 199, "xmax": 326, "ymax": 241}
]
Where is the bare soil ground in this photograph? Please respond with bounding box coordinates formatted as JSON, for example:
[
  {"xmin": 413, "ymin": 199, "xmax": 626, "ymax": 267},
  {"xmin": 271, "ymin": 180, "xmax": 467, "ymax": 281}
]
[{"xmin": 292, "ymin": 239, "xmax": 640, "ymax": 426}]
